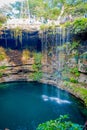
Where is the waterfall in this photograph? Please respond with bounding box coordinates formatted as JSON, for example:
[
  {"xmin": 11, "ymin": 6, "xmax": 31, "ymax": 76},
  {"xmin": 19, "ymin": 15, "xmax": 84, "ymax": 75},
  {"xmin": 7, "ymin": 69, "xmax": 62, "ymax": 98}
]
[
  {"xmin": 44, "ymin": 30, "xmax": 48, "ymax": 83},
  {"xmin": 51, "ymin": 29, "xmax": 55, "ymax": 81},
  {"xmin": 62, "ymin": 27, "xmax": 66, "ymax": 45},
  {"xmin": 66, "ymin": 28, "xmax": 70, "ymax": 43},
  {"xmin": 58, "ymin": 27, "xmax": 61, "ymax": 72},
  {"xmin": 19, "ymin": 32, "xmax": 23, "ymax": 49},
  {"xmin": 56, "ymin": 28, "xmax": 59, "ymax": 83},
  {"xmin": 66, "ymin": 28, "xmax": 71, "ymax": 55},
  {"xmin": 41, "ymin": 26, "xmax": 71, "ymax": 84},
  {"xmin": 4, "ymin": 29, "xmax": 7, "ymax": 48},
  {"xmin": 41, "ymin": 30, "xmax": 44, "ymax": 61},
  {"xmin": 0, "ymin": 32, "xmax": 2, "ymax": 39},
  {"xmin": 26, "ymin": 31, "xmax": 29, "ymax": 40}
]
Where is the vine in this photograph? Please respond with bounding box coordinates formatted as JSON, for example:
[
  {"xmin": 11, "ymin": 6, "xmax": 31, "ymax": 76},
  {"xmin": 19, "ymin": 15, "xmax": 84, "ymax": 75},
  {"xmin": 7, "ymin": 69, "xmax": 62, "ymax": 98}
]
[{"xmin": 11, "ymin": 27, "xmax": 23, "ymax": 46}]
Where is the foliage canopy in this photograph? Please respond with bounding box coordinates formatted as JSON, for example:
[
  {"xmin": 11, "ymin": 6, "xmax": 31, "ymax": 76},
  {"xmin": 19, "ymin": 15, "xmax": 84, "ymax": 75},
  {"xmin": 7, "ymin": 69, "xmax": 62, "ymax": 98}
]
[{"xmin": 37, "ymin": 115, "xmax": 82, "ymax": 130}]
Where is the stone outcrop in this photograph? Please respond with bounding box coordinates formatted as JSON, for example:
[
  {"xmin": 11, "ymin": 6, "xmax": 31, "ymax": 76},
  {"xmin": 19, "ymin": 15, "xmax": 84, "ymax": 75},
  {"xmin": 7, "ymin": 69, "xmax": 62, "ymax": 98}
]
[
  {"xmin": 0, "ymin": 49, "xmax": 34, "ymax": 83},
  {"xmin": 78, "ymin": 73, "xmax": 87, "ymax": 84},
  {"xmin": 78, "ymin": 52, "xmax": 87, "ymax": 73}
]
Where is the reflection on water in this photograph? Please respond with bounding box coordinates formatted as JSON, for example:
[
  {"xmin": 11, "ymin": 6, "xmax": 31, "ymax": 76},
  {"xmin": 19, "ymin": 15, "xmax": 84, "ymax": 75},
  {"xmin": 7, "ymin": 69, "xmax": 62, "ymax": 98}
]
[{"xmin": 42, "ymin": 95, "xmax": 71, "ymax": 104}]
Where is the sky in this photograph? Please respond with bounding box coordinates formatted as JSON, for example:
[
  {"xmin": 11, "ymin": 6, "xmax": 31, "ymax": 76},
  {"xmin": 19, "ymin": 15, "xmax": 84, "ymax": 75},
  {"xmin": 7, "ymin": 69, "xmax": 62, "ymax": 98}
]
[{"xmin": 0, "ymin": 0, "xmax": 23, "ymax": 7}]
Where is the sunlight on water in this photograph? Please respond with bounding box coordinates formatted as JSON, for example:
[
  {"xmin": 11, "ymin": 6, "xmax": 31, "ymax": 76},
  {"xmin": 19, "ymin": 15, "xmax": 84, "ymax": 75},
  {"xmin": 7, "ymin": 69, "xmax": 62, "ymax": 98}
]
[{"xmin": 42, "ymin": 95, "xmax": 71, "ymax": 104}]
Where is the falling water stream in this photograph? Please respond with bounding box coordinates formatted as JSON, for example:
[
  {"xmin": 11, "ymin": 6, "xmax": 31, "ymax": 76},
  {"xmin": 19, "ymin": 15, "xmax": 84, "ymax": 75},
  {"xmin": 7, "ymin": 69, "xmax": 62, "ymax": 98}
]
[{"xmin": 41, "ymin": 27, "xmax": 71, "ymax": 83}]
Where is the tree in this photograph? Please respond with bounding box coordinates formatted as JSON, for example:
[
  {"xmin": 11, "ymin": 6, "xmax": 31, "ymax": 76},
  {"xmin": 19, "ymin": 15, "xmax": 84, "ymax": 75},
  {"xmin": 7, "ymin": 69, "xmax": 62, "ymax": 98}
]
[{"xmin": 0, "ymin": 14, "xmax": 7, "ymax": 27}]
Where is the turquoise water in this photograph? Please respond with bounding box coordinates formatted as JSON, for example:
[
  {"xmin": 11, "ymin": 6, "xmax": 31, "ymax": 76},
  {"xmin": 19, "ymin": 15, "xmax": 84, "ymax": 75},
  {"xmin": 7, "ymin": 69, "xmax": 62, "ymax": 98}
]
[{"xmin": 0, "ymin": 82, "xmax": 87, "ymax": 130}]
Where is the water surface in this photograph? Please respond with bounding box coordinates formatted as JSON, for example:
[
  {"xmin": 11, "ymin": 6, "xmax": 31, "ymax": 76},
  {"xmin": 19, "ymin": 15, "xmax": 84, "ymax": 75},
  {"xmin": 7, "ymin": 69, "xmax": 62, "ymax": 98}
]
[{"xmin": 0, "ymin": 82, "xmax": 87, "ymax": 130}]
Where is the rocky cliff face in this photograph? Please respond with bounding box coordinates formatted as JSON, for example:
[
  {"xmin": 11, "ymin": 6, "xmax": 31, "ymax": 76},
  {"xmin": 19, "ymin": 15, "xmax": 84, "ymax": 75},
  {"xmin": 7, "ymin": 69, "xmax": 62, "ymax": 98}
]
[
  {"xmin": 0, "ymin": 47, "xmax": 87, "ymax": 84},
  {"xmin": 0, "ymin": 49, "xmax": 34, "ymax": 83},
  {"xmin": 78, "ymin": 52, "xmax": 87, "ymax": 73},
  {"xmin": 0, "ymin": 28, "xmax": 42, "ymax": 82}
]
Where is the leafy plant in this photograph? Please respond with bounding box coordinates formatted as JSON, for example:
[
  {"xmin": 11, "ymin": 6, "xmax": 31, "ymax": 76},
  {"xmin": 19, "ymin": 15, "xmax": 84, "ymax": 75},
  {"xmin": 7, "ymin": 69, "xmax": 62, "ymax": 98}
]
[
  {"xmin": 80, "ymin": 52, "xmax": 87, "ymax": 60},
  {"xmin": 70, "ymin": 77, "xmax": 78, "ymax": 83},
  {"xmin": 0, "ymin": 14, "xmax": 6, "ymax": 27},
  {"xmin": 71, "ymin": 42, "xmax": 79, "ymax": 49},
  {"xmin": 70, "ymin": 67, "xmax": 80, "ymax": 77},
  {"xmin": 0, "ymin": 72, "xmax": 3, "ymax": 78},
  {"xmin": 33, "ymin": 53, "xmax": 42, "ymax": 65},
  {"xmin": 0, "ymin": 47, "xmax": 7, "ymax": 61},
  {"xmin": 63, "ymin": 81, "xmax": 87, "ymax": 107},
  {"xmin": 72, "ymin": 18, "xmax": 87, "ymax": 34},
  {"xmin": 0, "ymin": 65, "xmax": 7, "ymax": 78},
  {"xmin": 31, "ymin": 53, "xmax": 43, "ymax": 81},
  {"xmin": 22, "ymin": 49, "xmax": 30, "ymax": 63},
  {"xmin": 0, "ymin": 65, "xmax": 7, "ymax": 70},
  {"xmin": 31, "ymin": 71, "xmax": 43, "ymax": 81},
  {"xmin": 11, "ymin": 27, "xmax": 22, "ymax": 46},
  {"xmin": 32, "ymin": 64, "xmax": 42, "ymax": 72},
  {"xmin": 37, "ymin": 115, "xmax": 82, "ymax": 130},
  {"xmin": 63, "ymin": 1, "xmax": 87, "ymax": 17},
  {"xmin": 67, "ymin": 42, "xmax": 79, "ymax": 53}
]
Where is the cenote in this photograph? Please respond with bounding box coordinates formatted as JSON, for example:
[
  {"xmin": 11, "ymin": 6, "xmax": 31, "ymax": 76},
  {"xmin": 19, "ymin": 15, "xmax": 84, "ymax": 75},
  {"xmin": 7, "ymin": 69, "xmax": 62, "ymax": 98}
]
[{"xmin": 0, "ymin": 82, "xmax": 87, "ymax": 130}]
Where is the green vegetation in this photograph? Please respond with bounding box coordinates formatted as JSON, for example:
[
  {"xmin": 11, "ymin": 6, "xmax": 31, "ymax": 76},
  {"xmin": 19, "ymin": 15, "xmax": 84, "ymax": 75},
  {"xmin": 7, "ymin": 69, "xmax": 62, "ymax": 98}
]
[
  {"xmin": 67, "ymin": 42, "xmax": 79, "ymax": 63},
  {"xmin": 8, "ymin": 0, "xmax": 61, "ymax": 20},
  {"xmin": 0, "ymin": 14, "xmax": 6, "ymax": 27},
  {"xmin": 28, "ymin": 0, "xmax": 61, "ymax": 20},
  {"xmin": 63, "ymin": 81, "xmax": 87, "ymax": 107},
  {"xmin": 67, "ymin": 41, "xmax": 79, "ymax": 52},
  {"xmin": 37, "ymin": 115, "xmax": 82, "ymax": 130},
  {"xmin": 13, "ymin": 27, "xmax": 22, "ymax": 38},
  {"xmin": 40, "ymin": 24, "xmax": 56, "ymax": 31},
  {"xmin": 62, "ymin": 67, "xmax": 79, "ymax": 83},
  {"xmin": 70, "ymin": 67, "xmax": 80, "ymax": 77},
  {"xmin": 70, "ymin": 77, "xmax": 78, "ymax": 83},
  {"xmin": 0, "ymin": 65, "xmax": 7, "ymax": 70},
  {"xmin": 64, "ymin": 18, "xmax": 87, "ymax": 34},
  {"xmin": 61, "ymin": 38, "xmax": 87, "ymax": 106},
  {"xmin": 22, "ymin": 49, "xmax": 30, "ymax": 64},
  {"xmin": 80, "ymin": 52, "xmax": 87, "ymax": 60},
  {"xmin": 28, "ymin": 0, "xmax": 87, "ymax": 20},
  {"xmin": 72, "ymin": 18, "xmax": 87, "ymax": 34},
  {"xmin": 0, "ymin": 72, "xmax": 3, "ymax": 78},
  {"xmin": 0, "ymin": 0, "xmax": 87, "ymax": 22},
  {"xmin": 11, "ymin": 27, "xmax": 22, "ymax": 45},
  {"xmin": 31, "ymin": 71, "xmax": 43, "ymax": 81},
  {"xmin": 70, "ymin": 42, "xmax": 79, "ymax": 50},
  {"xmin": 64, "ymin": 1, "xmax": 87, "ymax": 17},
  {"xmin": 33, "ymin": 53, "xmax": 42, "ymax": 65},
  {"xmin": 0, "ymin": 65, "xmax": 7, "ymax": 78},
  {"xmin": 31, "ymin": 53, "xmax": 43, "ymax": 81},
  {"xmin": 0, "ymin": 47, "xmax": 7, "ymax": 61},
  {"xmin": 7, "ymin": 0, "xmax": 86, "ymax": 21}
]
